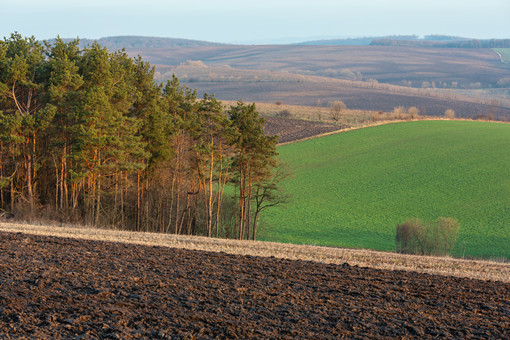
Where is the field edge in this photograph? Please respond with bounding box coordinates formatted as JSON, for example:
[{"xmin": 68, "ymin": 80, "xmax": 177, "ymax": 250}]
[{"xmin": 1, "ymin": 222, "xmax": 508, "ymax": 283}]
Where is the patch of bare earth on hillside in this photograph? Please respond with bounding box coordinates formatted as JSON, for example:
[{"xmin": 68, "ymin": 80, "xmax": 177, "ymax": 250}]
[
  {"xmin": 0, "ymin": 230, "xmax": 509, "ymax": 339},
  {"xmin": 264, "ymin": 116, "xmax": 343, "ymax": 143}
]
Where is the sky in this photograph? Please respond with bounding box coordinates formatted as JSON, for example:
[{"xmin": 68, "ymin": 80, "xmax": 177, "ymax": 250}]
[{"xmin": 1, "ymin": 0, "xmax": 509, "ymax": 44}]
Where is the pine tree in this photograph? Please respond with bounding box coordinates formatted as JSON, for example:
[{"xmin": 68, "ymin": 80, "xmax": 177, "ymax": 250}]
[
  {"xmin": 229, "ymin": 101, "xmax": 278, "ymax": 239},
  {"xmin": 0, "ymin": 33, "xmax": 46, "ymax": 214},
  {"xmin": 195, "ymin": 94, "xmax": 232, "ymax": 237},
  {"xmin": 43, "ymin": 37, "xmax": 84, "ymax": 211},
  {"xmin": 0, "ymin": 33, "xmax": 287, "ymax": 239},
  {"xmin": 72, "ymin": 43, "xmax": 147, "ymax": 226}
]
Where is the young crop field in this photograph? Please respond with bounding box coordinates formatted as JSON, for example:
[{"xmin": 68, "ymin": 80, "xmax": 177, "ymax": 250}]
[
  {"xmin": 494, "ymin": 48, "xmax": 510, "ymax": 63},
  {"xmin": 259, "ymin": 120, "xmax": 510, "ymax": 259}
]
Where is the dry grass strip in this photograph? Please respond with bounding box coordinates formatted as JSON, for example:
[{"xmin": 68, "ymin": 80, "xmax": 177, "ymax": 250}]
[{"xmin": 1, "ymin": 222, "xmax": 508, "ymax": 283}]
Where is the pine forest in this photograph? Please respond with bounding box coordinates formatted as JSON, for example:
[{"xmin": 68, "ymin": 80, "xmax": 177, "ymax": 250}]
[{"xmin": 0, "ymin": 33, "xmax": 284, "ymax": 240}]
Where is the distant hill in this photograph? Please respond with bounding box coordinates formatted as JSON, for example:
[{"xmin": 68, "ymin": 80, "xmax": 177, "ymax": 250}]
[
  {"xmin": 53, "ymin": 36, "xmax": 226, "ymax": 50},
  {"xmin": 53, "ymin": 35, "xmax": 510, "ymax": 49},
  {"xmin": 44, "ymin": 35, "xmax": 510, "ymax": 119},
  {"xmin": 295, "ymin": 35, "xmax": 470, "ymax": 46},
  {"xmin": 295, "ymin": 35, "xmax": 510, "ymax": 48},
  {"xmin": 371, "ymin": 38, "xmax": 510, "ymax": 48},
  {"xmin": 295, "ymin": 37, "xmax": 374, "ymax": 46},
  {"xmin": 126, "ymin": 42, "xmax": 510, "ymax": 117}
]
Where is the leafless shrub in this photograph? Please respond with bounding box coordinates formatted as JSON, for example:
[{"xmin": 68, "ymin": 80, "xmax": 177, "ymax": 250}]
[
  {"xmin": 445, "ymin": 109, "xmax": 455, "ymax": 119},
  {"xmin": 392, "ymin": 106, "xmax": 406, "ymax": 119},
  {"xmin": 276, "ymin": 110, "xmax": 292, "ymax": 118},
  {"xmin": 395, "ymin": 218, "xmax": 423, "ymax": 254},
  {"xmin": 407, "ymin": 106, "xmax": 420, "ymax": 119},
  {"xmin": 396, "ymin": 217, "xmax": 460, "ymax": 256},
  {"xmin": 328, "ymin": 100, "xmax": 347, "ymax": 122}
]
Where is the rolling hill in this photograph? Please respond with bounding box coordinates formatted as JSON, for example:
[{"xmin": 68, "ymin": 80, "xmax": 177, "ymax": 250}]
[
  {"xmin": 57, "ymin": 35, "xmax": 225, "ymax": 49},
  {"xmin": 124, "ymin": 43, "xmax": 510, "ymax": 118},
  {"xmin": 132, "ymin": 45, "xmax": 508, "ymax": 88},
  {"xmin": 259, "ymin": 120, "xmax": 510, "ymax": 259},
  {"xmin": 52, "ymin": 35, "xmax": 510, "ymax": 119}
]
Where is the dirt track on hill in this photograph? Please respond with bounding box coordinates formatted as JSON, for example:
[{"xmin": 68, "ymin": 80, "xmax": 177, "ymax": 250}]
[{"xmin": 1, "ymin": 231, "xmax": 508, "ymax": 339}]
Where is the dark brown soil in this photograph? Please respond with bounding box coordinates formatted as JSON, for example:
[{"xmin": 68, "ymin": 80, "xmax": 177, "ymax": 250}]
[
  {"xmin": 264, "ymin": 117, "xmax": 342, "ymax": 143},
  {"xmin": 1, "ymin": 231, "xmax": 509, "ymax": 339}
]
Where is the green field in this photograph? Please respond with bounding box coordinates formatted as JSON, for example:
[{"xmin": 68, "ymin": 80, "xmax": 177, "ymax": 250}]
[
  {"xmin": 259, "ymin": 121, "xmax": 510, "ymax": 259},
  {"xmin": 494, "ymin": 48, "xmax": 510, "ymax": 63}
]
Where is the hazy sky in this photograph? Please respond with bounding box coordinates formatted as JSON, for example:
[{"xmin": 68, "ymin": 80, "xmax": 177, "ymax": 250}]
[{"xmin": 2, "ymin": 0, "xmax": 509, "ymax": 43}]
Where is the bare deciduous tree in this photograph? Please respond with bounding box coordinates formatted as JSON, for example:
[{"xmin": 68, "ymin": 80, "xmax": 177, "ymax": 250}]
[
  {"xmin": 445, "ymin": 109, "xmax": 455, "ymax": 119},
  {"xmin": 396, "ymin": 217, "xmax": 460, "ymax": 256},
  {"xmin": 328, "ymin": 100, "xmax": 347, "ymax": 122},
  {"xmin": 407, "ymin": 106, "xmax": 420, "ymax": 119}
]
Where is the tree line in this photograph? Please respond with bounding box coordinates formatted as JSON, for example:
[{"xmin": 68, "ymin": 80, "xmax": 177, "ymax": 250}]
[
  {"xmin": 0, "ymin": 33, "xmax": 286, "ymax": 240},
  {"xmin": 371, "ymin": 38, "xmax": 510, "ymax": 48}
]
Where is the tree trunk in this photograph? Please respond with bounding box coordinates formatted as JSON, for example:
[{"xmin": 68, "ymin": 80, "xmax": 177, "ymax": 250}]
[
  {"xmin": 0, "ymin": 142, "xmax": 4, "ymax": 208},
  {"xmin": 137, "ymin": 171, "xmax": 141, "ymax": 231},
  {"xmin": 207, "ymin": 150, "xmax": 214, "ymax": 237},
  {"xmin": 10, "ymin": 175, "xmax": 14, "ymax": 212},
  {"xmin": 238, "ymin": 165, "xmax": 245, "ymax": 240},
  {"xmin": 63, "ymin": 148, "xmax": 68, "ymax": 209},
  {"xmin": 215, "ymin": 145, "xmax": 229, "ymax": 238},
  {"xmin": 95, "ymin": 173, "xmax": 101, "ymax": 226},
  {"xmin": 246, "ymin": 168, "xmax": 253, "ymax": 240},
  {"xmin": 26, "ymin": 153, "xmax": 34, "ymax": 214},
  {"xmin": 253, "ymin": 210, "xmax": 260, "ymax": 241}
]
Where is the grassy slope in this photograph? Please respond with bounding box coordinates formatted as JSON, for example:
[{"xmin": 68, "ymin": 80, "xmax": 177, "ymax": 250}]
[
  {"xmin": 494, "ymin": 48, "xmax": 510, "ymax": 63},
  {"xmin": 259, "ymin": 120, "xmax": 510, "ymax": 259}
]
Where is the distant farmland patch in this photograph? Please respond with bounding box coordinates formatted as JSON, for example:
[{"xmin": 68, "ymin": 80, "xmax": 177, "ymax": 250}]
[
  {"xmin": 192, "ymin": 80, "xmax": 510, "ymax": 118},
  {"xmin": 130, "ymin": 45, "xmax": 510, "ymax": 88},
  {"xmin": 127, "ymin": 45, "xmax": 510, "ymax": 118},
  {"xmin": 119, "ymin": 43, "xmax": 510, "ymax": 120},
  {"xmin": 260, "ymin": 121, "xmax": 510, "ymax": 260},
  {"xmin": 494, "ymin": 48, "xmax": 510, "ymax": 63}
]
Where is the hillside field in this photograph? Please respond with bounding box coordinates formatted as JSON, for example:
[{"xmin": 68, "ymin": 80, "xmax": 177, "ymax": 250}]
[
  {"xmin": 127, "ymin": 44, "xmax": 510, "ymax": 119},
  {"xmin": 133, "ymin": 45, "xmax": 508, "ymax": 87},
  {"xmin": 259, "ymin": 120, "xmax": 510, "ymax": 259},
  {"xmin": 494, "ymin": 48, "xmax": 510, "ymax": 63},
  {"xmin": 1, "ymin": 231, "xmax": 508, "ymax": 338}
]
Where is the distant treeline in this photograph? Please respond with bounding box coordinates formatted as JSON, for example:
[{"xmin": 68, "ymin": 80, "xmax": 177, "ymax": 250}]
[
  {"xmin": 52, "ymin": 36, "xmax": 225, "ymax": 50},
  {"xmin": 371, "ymin": 38, "xmax": 510, "ymax": 48},
  {"xmin": 296, "ymin": 35, "xmax": 482, "ymax": 46},
  {"xmin": 0, "ymin": 33, "xmax": 283, "ymax": 240}
]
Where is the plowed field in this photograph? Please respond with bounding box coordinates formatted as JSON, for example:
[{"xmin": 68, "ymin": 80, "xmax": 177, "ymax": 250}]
[
  {"xmin": 264, "ymin": 116, "xmax": 342, "ymax": 143},
  {"xmin": 1, "ymin": 231, "xmax": 508, "ymax": 339}
]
